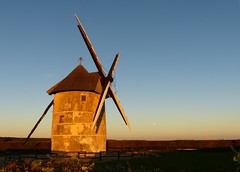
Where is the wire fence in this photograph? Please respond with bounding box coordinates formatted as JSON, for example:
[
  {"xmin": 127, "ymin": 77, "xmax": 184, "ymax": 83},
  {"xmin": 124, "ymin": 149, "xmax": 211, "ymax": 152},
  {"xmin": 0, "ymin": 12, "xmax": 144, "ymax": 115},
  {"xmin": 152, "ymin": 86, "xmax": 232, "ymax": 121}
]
[{"xmin": 2, "ymin": 150, "xmax": 146, "ymax": 162}]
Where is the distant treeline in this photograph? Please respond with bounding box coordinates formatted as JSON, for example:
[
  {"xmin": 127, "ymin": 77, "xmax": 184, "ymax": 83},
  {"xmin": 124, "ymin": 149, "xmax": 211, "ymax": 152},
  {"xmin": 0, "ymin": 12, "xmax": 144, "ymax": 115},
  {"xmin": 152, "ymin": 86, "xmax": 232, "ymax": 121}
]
[{"xmin": 0, "ymin": 137, "xmax": 240, "ymax": 152}]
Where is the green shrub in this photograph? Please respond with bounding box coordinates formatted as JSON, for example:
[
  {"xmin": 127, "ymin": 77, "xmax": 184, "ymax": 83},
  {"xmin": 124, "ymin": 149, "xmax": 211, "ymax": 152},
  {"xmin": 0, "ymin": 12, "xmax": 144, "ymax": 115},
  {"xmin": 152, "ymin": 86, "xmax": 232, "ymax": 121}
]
[{"xmin": 231, "ymin": 146, "xmax": 240, "ymax": 163}]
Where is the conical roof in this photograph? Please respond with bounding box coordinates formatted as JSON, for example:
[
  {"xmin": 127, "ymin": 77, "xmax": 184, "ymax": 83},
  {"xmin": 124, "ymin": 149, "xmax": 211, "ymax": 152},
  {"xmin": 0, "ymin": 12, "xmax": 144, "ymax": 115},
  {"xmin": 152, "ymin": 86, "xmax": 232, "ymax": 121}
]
[{"xmin": 47, "ymin": 64, "xmax": 102, "ymax": 95}]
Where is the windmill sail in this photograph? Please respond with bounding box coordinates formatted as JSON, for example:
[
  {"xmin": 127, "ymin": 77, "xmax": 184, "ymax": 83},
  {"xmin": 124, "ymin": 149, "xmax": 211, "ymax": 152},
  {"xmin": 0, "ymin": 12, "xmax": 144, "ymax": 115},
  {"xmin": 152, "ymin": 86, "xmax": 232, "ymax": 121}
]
[
  {"xmin": 92, "ymin": 82, "xmax": 111, "ymax": 129},
  {"xmin": 109, "ymin": 87, "xmax": 131, "ymax": 129},
  {"xmin": 75, "ymin": 14, "xmax": 130, "ymax": 129},
  {"xmin": 74, "ymin": 14, "xmax": 106, "ymax": 78},
  {"xmin": 92, "ymin": 53, "xmax": 120, "ymax": 129},
  {"xmin": 24, "ymin": 100, "xmax": 53, "ymax": 145}
]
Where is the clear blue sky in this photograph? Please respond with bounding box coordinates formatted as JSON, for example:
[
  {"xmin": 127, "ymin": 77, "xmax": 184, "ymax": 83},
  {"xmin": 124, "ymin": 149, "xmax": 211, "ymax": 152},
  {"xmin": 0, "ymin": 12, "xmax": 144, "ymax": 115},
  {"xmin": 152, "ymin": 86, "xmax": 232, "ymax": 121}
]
[{"xmin": 0, "ymin": 0, "xmax": 240, "ymax": 140}]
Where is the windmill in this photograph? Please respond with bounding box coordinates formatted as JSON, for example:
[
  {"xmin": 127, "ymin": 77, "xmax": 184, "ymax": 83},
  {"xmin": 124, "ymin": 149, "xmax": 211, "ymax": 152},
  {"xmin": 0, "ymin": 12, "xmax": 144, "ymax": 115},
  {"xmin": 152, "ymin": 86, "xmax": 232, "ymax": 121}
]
[{"xmin": 24, "ymin": 15, "xmax": 130, "ymax": 152}]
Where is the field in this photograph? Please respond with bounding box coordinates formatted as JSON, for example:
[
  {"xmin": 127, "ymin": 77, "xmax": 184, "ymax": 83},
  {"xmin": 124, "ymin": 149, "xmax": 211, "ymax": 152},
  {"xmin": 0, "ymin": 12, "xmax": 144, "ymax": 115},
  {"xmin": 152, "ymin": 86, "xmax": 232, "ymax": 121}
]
[
  {"xmin": 1, "ymin": 138, "xmax": 240, "ymax": 171},
  {"xmin": 1, "ymin": 149, "xmax": 238, "ymax": 171},
  {"xmin": 94, "ymin": 150, "xmax": 238, "ymax": 172}
]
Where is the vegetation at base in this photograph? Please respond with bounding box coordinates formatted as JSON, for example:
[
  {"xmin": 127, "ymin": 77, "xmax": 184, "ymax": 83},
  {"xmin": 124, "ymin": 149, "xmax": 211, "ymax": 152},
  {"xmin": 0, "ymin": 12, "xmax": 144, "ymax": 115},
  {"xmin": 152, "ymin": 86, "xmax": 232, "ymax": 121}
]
[
  {"xmin": 0, "ymin": 156, "xmax": 94, "ymax": 172},
  {"xmin": 231, "ymin": 146, "xmax": 240, "ymax": 172},
  {"xmin": 0, "ymin": 149, "xmax": 239, "ymax": 171}
]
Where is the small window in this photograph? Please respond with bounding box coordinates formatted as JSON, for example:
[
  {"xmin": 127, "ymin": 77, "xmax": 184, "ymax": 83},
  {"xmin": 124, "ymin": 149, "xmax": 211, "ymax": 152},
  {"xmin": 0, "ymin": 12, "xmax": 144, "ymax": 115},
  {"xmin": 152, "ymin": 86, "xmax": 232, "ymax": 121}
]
[
  {"xmin": 81, "ymin": 95, "xmax": 86, "ymax": 102},
  {"xmin": 59, "ymin": 115, "xmax": 64, "ymax": 123}
]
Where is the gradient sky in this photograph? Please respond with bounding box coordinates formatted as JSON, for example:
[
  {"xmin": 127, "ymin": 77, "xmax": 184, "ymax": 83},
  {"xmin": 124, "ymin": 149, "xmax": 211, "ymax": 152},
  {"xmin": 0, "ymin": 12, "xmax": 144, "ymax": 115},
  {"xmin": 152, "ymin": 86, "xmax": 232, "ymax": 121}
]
[{"xmin": 0, "ymin": 0, "xmax": 240, "ymax": 140}]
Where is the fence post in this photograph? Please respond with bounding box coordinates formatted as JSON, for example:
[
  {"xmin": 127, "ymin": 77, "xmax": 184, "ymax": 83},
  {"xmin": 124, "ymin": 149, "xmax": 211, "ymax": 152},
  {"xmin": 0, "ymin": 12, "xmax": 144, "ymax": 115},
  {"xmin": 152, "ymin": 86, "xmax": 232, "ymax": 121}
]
[
  {"xmin": 99, "ymin": 151, "xmax": 102, "ymax": 161},
  {"xmin": 117, "ymin": 151, "xmax": 120, "ymax": 160},
  {"xmin": 18, "ymin": 153, "xmax": 21, "ymax": 161},
  {"xmin": 6, "ymin": 153, "xmax": 11, "ymax": 161}
]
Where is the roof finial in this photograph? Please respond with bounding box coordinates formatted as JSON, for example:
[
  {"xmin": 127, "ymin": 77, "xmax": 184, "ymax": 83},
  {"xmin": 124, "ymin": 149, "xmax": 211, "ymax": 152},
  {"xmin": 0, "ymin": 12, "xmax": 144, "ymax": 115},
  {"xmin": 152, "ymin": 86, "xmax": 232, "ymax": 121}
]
[{"xmin": 79, "ymin": 57, "xmax": 83, "ymax": 65}]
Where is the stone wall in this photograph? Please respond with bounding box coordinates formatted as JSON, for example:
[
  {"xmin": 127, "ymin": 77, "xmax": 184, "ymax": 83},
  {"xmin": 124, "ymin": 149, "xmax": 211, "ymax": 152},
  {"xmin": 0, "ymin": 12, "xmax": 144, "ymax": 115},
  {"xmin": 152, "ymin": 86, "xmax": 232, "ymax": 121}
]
[{"xmin": 1, "ymin": 138, "xmax": 240, "ymax": 152}]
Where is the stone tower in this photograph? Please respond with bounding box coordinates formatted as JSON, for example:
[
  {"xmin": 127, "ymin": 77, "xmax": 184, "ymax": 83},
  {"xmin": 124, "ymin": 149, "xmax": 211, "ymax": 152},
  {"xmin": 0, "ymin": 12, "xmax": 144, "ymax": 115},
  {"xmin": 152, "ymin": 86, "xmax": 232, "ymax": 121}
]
[{"xmin": 47, "ymin": 64, "xmax": 106, "ymax": 152}]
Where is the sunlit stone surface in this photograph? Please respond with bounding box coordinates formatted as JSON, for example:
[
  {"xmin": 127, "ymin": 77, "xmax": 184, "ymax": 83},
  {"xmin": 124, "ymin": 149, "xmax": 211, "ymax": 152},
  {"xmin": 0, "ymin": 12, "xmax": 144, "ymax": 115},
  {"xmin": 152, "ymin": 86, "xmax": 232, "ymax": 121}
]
[{"xmin": 51, "ymin": 91, "xmax": 106, "ymax": 152}]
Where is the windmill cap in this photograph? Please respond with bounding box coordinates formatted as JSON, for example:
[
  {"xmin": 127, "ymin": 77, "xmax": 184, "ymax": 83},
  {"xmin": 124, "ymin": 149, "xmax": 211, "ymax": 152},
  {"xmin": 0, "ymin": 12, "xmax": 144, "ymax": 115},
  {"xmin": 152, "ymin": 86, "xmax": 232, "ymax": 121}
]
[{"xmin": 47, "ymin": 64, "xmax": 103, "ymax": 95}]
